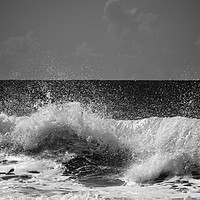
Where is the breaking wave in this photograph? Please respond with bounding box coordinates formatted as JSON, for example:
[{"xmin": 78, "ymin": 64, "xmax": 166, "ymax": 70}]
[{"xmin": 1, "ymin": 102, "xmax": 200, "ymax": 183}]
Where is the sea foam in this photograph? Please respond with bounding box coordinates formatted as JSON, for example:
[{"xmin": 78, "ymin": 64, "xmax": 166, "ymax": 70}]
[{"xmin": 1, "ymin": 102, "xmax": 200, "ymax": 183}]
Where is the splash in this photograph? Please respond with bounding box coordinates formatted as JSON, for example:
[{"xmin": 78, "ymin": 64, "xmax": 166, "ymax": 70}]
[
  {"xmin": 1, "ymin": 99, "xmax": 200, "ymax": 183},
  {"xmin": 0, "ymin": 102, "xmax": 131, "ymax": 168},
  {"xmin": 120, "ymin": 117, "xmax": 200, "ymax": 183}
]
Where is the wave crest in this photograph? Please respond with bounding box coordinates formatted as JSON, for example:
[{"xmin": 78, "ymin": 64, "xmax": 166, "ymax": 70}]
[
  {"xmin": 0, "ymin": 102, "xmax": 132, "ymax": 169},
  {"xmin": 1, "ymin": 102, "xmax": 200, "ymax": 182}
]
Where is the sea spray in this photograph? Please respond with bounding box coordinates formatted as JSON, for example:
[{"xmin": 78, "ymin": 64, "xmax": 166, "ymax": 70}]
[
  {"xmin": 0, "ymin": 102, "xmax": 132, "ymax": 171},
  {"xmin": 122, "ymin": 117, "xmax": 200, "ymax": 183},
  {"xmin": 1, "ymin": 100, "xmax": 200, "ymax": 183}
]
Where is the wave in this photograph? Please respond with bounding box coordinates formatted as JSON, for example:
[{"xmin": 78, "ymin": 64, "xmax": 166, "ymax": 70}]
[
  {"xmin": 1, "ymin": 102, "xmax": 200, "ymax": 183},
  {"xmin": 0, "ymin": 102, "xmax": 132, "ymax": 169}
]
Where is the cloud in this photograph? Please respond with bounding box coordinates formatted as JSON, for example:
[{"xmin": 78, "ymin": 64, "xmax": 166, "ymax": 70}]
[
  {"xmin": 69, "ymin": 41, "xmax": 109, "ymax": 79},
  {"xmin": 195, "ymin": 34, "xmax": 200, "ymax": 48},
  {"xmin": 0, "ymin": 36, "xmax": 107, "ymax": 79},
  {"xmin": 0, "ymin": 31, "xmax": 43, "ymax": 79},
  {"xmin": 103, "ymin": 0, "xmax": 162, "ymax": 56},
  {"xmin": 0, "ymin": 31, "xmax": 41, "ymax": 57},
  {"xmin": 72, "ymin": 41, "xmax": 102, "ymax": 58},
  {"xmin": 137, "ymin": 12, "xmax": 161, "ymax": 39}
]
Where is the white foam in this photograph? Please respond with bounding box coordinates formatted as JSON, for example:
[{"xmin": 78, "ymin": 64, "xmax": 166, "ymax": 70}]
[{"xmin": 1, "ymin": 102, "xmax": 200, "ymax": 183}]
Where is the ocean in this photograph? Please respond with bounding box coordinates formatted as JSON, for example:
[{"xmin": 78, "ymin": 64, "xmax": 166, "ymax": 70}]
[{"xmin": 1, "ymin": 80, "xmax": 200, "ymax": 199}]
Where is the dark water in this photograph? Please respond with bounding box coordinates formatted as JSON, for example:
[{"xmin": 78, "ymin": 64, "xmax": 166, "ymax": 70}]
[{"xmin": 1, "ymin": 80, "xmax": 200, "ymax": 119}]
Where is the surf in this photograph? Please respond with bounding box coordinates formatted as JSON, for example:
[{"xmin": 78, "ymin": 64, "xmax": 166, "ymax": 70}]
[
  {"xmin": 1, "ymin": 101, "xmax": 200, "ymax": 186},
  {"xmin": 0, "ymin": 102, "xmax": 132, "ymax": 185}
]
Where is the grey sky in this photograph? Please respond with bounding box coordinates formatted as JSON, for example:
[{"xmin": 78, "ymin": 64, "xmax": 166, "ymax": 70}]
[{"xmin": 0, "ymin": 0, "xmax": 200, "ymax": 79}]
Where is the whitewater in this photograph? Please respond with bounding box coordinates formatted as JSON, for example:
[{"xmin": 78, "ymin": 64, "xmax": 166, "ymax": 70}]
[{"xmin": 1, "ymin": 99, "xmax": 200, "ymax": 199}]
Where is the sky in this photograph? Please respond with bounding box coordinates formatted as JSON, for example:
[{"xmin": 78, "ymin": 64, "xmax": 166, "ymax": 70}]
[{"xmin": 0, "ymin": 0, "xmax": 200, "ymax": 80}]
